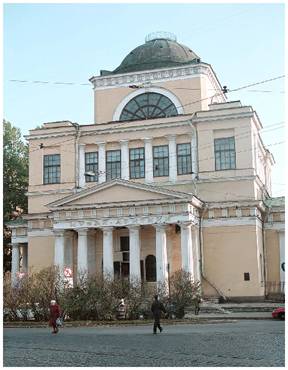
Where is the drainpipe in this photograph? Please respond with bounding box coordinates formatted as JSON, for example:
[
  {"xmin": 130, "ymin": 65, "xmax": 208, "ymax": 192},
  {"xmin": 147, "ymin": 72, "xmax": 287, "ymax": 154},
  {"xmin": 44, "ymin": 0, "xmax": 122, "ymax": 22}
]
[
  {"xmin": 261, "ymin": 201, "xmax": 270, "ymax": 299},
  {"xmin": 71, "ymin": 122, "xmax": 80, "ymax": 192}
]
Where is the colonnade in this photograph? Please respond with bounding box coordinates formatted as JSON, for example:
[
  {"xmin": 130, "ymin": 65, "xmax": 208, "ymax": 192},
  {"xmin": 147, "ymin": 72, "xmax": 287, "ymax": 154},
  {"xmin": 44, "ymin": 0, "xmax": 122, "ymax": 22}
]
[{"xmin": 53, "ymin": 223, "xmax": 201, "ymax": 285}]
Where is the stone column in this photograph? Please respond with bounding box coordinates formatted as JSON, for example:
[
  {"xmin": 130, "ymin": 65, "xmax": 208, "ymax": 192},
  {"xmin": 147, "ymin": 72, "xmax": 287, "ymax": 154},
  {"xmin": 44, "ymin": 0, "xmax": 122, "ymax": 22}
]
[
  {"xmin": 191, "ymin": 133, "xmax": 198, "ymax": 180},
  {"xmin": 144, "ymin": 138, "xmax": 153, "ymax": 183},
  {"xmin": 77, "ymin": 228, "xmax": 89, "ymax": 275},
  {"xmin": 128, "ymin": 225, "xmax": 141, "ymax": 281},
  {"xmin": 21, "ymin": 245, "xmax": 28, "ymax": 273},
  {"xmin": 102, "ymin": 227, "xmax": 114, "ymax": 277},
  {"xmin": 154, "ymin": 225, "xmax": 168, "ymax": 286},
  {"xmin": 54, "ymin": 229, "xmax": 65, "ymax": 273},
  {"xmin": 180, "ymin": 223, "xmax": 195, "ymax": 279},
  {"xmin": 78, "ymin": 143, "xmax": 86, "ymax": 188},
  {"xmin": 11, "ymin": 243, "xmax": 20, "ymax": 286},
  {"xmin": 98, "ymin": 142, "xmax": 106, "ymax": 183},
  {"xmin": 192, "ymin": 226, "xmax": 201, "ymax": 282},
  {"xmin": 120, "ymin": 140, "xmax": 129, "ymax": 180},
  {"xmin": 167, "ymin": 135, "xmax": 177, "ymax": 182}
]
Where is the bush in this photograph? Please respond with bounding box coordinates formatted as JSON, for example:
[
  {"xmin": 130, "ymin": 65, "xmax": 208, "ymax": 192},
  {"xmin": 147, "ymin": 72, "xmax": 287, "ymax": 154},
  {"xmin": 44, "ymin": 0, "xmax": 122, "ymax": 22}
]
[
  {"xmin": 3, "ymin": 268, "xmax": 201, "ymax": 321},
  {"xmin": 166, "ymin": 270, "xmax": 201, "ymax": 318}
]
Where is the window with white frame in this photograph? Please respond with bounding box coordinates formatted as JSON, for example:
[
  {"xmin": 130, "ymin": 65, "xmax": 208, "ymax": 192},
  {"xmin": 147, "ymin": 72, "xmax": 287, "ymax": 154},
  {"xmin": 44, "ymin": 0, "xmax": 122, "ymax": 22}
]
[
  {"xmin": 214, "ymin": 137, "xmax": 236, "ymax": 170},
  {"xmin": 130, "ymin": 148, "xmax": 145, "ymax": 179},
  {"xmin": 177, "ymin": 143, "xmax": 192, "ymax": 175},
  {"xmin": 85, "ymin": 152, "xmax": 98, "ymax": 182},
  {"xmin": 153, "ymin": 145, "xmax": 169, "ymax": 177},
  {"xmin": 43, "ymin": 154, "xmax": 60, "ymax": 184},
  {"xmin": 106, "ymin": 150, "xmax": 121, "ymax": 181}
]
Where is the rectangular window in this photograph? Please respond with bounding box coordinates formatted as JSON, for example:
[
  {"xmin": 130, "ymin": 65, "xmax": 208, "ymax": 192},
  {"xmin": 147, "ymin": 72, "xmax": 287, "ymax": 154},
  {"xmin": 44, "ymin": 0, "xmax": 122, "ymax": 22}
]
[
  {"xmin": 214, "ymin": 137, "xmax": 236, "ymax": 170},
  {"xmin": 43, "ymin": 154, "xmax": 60, "ymax": 184},
  {"xmin": 85, "ymin": 152, "xmax": 98, "ymax": 182},
  {"xmin": 244, "ymin": 272, "xmax": 250, "ymax": 281},
  {"xmin": 120, "ymin": 236, "xmax": 129, "ymax": 252},
  {"xmin": 153, "ymin": 145, "xmax": 169, "ymax": 177},
  {"xmin": 130, "ymin": 147, "xmax": 145, "ymax": 179},
  {"xmin": 106, "ymin": 150, "xmax": 121, "ymax": 181},
  {"xmin": 177, "ymin": 143, "xmax": 192, "ymax": 175}
]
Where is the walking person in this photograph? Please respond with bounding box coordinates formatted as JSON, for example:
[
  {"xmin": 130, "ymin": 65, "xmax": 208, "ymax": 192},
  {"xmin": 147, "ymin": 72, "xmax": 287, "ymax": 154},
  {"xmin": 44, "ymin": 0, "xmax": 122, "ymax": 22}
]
[
  {"xmin": 151, "ymin": 294, "xmax": 166, "ymax": 334},
  {"xmin": 193, "ymin": 295, "xmax": 202, "ymax": 315},
  {"xmin": 49, "ymin": 299, "xmax": 61, "ymax": 334}
]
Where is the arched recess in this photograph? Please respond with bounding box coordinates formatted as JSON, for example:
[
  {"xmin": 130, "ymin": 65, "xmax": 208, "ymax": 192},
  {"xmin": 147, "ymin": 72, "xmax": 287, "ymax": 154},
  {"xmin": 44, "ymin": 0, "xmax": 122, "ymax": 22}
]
[
  {"xmin": 145, "ymin": 254, "xmax": 156, "ymax": 282},
  {"xmin": 113, "ymin": 87, "xmax": 184, "ymax": 121}
]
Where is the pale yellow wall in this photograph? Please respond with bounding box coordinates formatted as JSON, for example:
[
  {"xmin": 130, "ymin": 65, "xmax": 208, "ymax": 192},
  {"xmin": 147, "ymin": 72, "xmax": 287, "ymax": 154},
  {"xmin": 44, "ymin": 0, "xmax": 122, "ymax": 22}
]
[
  {"xmin": 28, "ymin": 192, "xmax": 73, "ymax": 214},
  {"xmin": 197, "ymin": 117, "xmax": 253, "ymax": 173},
  {"xmin": 29, "ymin": 135, "xmax": 76, "ymax": 187},
  {"xmin": 28, "ymin": 236, "xmax": 54, "ymax": 272},
  {"xmin": 265, "ymin": 229, "xmax": 280, "ymax": 283},
  {"xmin": 70, "ymin": 185, "xmax": 171, "ymax": 206},
  {"xmin": 203, "ymin": 225, "xmax": 264, "ymax": 297}
]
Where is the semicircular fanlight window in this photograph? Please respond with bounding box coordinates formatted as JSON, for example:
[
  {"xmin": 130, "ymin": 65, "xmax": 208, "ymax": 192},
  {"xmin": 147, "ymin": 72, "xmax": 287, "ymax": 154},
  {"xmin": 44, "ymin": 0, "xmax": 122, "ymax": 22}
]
[{"xmin": 119, "ymin": 92, "xmax": 178, "ymax": 121}]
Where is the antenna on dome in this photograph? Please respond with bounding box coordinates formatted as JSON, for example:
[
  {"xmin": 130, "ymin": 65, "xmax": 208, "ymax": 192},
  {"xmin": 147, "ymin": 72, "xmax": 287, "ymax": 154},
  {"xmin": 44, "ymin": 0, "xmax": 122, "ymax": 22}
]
[{"xmin": 145, "ymin": 31, "xmax": 177, "ymax": 43}]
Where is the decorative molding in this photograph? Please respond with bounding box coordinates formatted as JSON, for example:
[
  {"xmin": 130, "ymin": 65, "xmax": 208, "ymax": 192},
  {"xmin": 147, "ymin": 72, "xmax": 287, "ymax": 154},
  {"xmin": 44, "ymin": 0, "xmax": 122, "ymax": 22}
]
[
  {"xmin": 203, "ymin": 217, "xmax": 262, "ymax": 228},
  {"xmin": 11, "ymin": 235, "xmax": 28, "ymax": 244},
  {"xmin": 193, "ymin": 112, "xmax": 254, "ymax": 124},
  {"xmin": 27, "ymin": 189, "xmax": 73, "ymax": 197},
  {"xmin": 264, "ymin": 222, "xmax": 285, "ymax": 231},
  {"xmin": 53, "ymin": 211, "xmax": 199, "ymax": 230},
  {"xmin": 27, "ymin": 229, "xmax": 54, "ymax": 237},
  {"xmin": 222, "ymin": 209, "xmax": 228, "ymax": 217},
  {"xmin": 90, "ymin": 64, "xmax": 225, "ymax": 101}
]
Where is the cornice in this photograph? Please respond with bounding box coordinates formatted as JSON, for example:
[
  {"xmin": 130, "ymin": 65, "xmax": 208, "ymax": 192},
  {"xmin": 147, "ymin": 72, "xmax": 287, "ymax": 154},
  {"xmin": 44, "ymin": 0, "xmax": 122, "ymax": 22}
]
[
  {"xmin": 25, "ymin": 131, "xmax": 76, "ymax": 141},
  {"xmin": 90, "ymin": 63, "xmax": 225, "ymax": 99},
  {"xmin": 25, "ymin": 118, "xmax": 193, "ymax": 141},
  {"xmin": 192, "ymin": 111, "xmax": 254, "ymax": 124},
  {"xmin": 80, "ymin": 119, "xmax": 192, "ymax": 137}
]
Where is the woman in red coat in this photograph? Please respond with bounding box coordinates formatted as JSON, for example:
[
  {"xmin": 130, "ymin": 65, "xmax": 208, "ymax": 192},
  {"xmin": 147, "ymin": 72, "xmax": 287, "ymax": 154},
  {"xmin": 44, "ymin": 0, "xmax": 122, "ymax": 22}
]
[{"xmin": 49, "ymin": 300, "xmax": 61, "ymax": 334}]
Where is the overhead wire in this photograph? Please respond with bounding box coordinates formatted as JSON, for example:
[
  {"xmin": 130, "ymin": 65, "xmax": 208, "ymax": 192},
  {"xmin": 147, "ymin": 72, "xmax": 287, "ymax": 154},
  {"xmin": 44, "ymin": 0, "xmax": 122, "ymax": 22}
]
[{"xmin": 28, "ymin": 120, "xmax": 285, "ymax": 158}]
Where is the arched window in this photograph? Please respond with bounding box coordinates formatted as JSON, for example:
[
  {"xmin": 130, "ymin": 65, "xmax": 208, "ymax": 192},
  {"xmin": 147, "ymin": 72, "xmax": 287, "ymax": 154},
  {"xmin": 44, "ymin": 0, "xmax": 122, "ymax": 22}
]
[
  {"xmin": 120, "ymin": 92, "xmax": 178, "ymax": 121},
  {"xmin": 145, "ymin": 255, "xmax": 156, "ymax": 282}
]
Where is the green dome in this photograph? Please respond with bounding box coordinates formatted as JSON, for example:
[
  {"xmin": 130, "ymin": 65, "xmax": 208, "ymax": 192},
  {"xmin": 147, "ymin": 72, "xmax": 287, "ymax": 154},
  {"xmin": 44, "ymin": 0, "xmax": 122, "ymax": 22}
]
[{"xmin": 109, "ymin": 33, "xmax": 200, "ymax": 75}]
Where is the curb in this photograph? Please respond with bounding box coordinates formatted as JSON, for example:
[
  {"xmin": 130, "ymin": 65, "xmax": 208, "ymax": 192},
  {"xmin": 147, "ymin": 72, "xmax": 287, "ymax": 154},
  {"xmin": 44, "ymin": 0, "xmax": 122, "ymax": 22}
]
[{"xmin": 3, "ymin": 317, "xmax": 274, "ymax": 328}]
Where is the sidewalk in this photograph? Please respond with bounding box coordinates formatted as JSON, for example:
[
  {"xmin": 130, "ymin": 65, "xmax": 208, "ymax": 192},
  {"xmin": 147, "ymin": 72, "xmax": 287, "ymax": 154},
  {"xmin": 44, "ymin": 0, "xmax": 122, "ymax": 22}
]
[
  {"xmin": 185, "ymin": 311, "xmax": 273, "ymax": 320},
  {"xmin": 4, "ymin": 311, "xmax": 276, "ymax": 328}
]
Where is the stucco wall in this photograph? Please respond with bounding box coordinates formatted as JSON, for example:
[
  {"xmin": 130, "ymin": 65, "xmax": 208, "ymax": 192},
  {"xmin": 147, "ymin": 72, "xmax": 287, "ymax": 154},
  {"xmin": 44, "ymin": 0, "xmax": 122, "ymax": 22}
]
[
  {"xmin": 28, "ymin": 236, "xmax": 54, "ymax": 272},
  {"xmin": 265, "ymin": 229, "xmax": 280, "ymax": 283},
  {"xmin": 202, "ymin": 224, "xmax": 264, "ymax": 297}
]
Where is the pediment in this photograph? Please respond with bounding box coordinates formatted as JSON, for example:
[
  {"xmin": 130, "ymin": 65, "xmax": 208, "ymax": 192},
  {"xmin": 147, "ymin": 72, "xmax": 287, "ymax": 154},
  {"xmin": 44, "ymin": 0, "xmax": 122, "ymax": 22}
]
[{"xmin": 47, "ymin": 179, "xmax": 191, "ymax": 210}]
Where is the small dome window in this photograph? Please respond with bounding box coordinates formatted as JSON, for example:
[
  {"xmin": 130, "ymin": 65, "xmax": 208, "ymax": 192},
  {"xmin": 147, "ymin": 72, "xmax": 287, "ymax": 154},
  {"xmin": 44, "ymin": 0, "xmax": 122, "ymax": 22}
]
[{"xmin": 119, "ymin": 92, "xmax": 178, "ymax": 121}]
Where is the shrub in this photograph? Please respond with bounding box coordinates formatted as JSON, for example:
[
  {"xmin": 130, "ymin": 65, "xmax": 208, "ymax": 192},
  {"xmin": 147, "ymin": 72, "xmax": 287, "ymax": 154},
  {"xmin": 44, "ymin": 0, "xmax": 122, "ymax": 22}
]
[{"xmin": 168, "ymin": 269, "xmax": 201, "ymax": 318}]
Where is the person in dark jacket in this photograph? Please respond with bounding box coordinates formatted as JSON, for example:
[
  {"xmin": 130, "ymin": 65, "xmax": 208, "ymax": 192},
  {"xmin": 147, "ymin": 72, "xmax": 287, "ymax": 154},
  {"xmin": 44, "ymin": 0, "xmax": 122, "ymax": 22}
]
[
  {"xmin": 49, "ymin": 300, "xmax": 61, "ymax": 334},
  {"xmin": 151, "ymin": 294, "xmax": 166, "ymax": 334}
]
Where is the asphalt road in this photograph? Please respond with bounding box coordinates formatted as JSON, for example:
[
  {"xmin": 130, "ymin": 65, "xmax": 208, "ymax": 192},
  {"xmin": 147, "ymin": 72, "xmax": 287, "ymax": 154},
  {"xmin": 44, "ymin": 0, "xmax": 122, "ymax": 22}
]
[{"xmin": 3, "ymin": 320, "xmax": 284, "ymax": 367}]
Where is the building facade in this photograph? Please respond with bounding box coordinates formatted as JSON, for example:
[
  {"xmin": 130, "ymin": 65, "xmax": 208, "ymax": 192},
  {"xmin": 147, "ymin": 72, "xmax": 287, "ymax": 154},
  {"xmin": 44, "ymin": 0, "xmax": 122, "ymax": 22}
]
[{"xmin": 9, "ymin": 32, "xmax": 285, "ymax": 300}]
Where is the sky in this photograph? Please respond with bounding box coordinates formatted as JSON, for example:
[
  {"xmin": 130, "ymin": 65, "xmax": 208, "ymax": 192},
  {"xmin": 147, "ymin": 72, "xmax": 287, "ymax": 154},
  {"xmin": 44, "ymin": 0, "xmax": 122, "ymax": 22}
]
[{"xmin": 3, "ymin": 2, "xmax": 286, "ymax": 197}]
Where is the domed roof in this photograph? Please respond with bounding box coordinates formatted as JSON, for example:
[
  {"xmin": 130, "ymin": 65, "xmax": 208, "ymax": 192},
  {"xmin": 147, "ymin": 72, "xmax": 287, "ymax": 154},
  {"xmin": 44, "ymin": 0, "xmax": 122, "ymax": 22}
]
[{"xmin": 110, "ymin": 33, "xmax": 200, "ymax": 75}]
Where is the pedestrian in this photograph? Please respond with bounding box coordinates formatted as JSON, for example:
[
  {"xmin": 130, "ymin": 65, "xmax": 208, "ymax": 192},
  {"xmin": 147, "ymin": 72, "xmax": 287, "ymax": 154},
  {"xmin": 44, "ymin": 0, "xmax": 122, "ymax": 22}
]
[
  {"xmin": 49, "ymin": 299, "xmax": 61, "ymax": 334},
  {"xmin": 116, "ymin": 298, "xmax": 126, "ymax": 320},
  {"xmin": 193, "ymin": 295, "xmax": 202, "ymax": 315},
  {"xmin": 151, "ymin": 294, "xmax": 167, "ymax": 334}
]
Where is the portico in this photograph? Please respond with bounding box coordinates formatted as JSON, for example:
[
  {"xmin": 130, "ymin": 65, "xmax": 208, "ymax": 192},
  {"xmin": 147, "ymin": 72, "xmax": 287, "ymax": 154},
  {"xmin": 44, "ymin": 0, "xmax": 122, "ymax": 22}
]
[{"xmin": 48, "ymin": 179, "xmax": 203, "ymax": 286}]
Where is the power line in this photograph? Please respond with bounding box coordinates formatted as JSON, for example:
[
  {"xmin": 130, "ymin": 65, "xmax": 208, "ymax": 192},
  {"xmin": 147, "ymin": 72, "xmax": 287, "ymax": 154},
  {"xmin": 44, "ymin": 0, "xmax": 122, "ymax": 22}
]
[{"xmin": 9, "ymin": 79, "xmax": 91, "ymax": 86}]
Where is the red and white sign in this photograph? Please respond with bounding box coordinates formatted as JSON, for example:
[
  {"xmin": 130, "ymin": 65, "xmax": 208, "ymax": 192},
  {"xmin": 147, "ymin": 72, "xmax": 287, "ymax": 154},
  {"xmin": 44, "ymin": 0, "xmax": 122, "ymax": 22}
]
[{"xmin": 64, "ymin": 267, "xmax": 73, "ymax": 277}]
